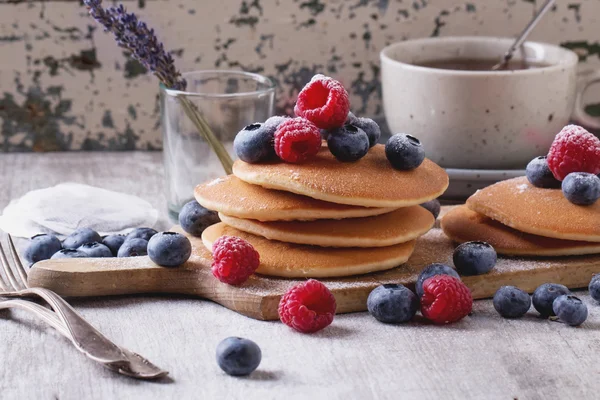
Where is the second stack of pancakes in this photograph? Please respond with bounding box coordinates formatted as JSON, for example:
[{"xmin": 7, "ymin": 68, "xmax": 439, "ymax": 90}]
[{"xmin": 194, "ymin": 144, "xmax": 449, "ymax": 278}]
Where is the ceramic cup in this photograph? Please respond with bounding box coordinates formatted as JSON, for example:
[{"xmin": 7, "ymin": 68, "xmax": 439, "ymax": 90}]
[{"xmin": 380, "ymin": 36, "xmax": 600, "ymax": 169}]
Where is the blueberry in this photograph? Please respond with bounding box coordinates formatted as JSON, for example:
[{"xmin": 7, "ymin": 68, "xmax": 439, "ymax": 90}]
[
  {"xmin": 588, "ymin": 274, "xmax": 600, "ymax": 302},
  {"xmin": 420, "ymin": 199, "xmax": 441, "ymax": 219},
  {"xmin": 345, "ymin": 111, "xmax": 359, "ymax": 125},
  {"xmin": 102, "ymin": 234, "xmax": 126, "ymax": 256},
  {"xmin": 532, "ymin": 283, "xmax": 570, "ymax": 317},
  {"xmin": 453, "ymin": 241, "xmax": 497, "ymax": 276},
  {"xmin": 125, "ymin": 227, "xmax": 157, "ymax": 242},
  {"xmin": 415, "ymin": 263, "xmax": 460, "ymax": 298},
  {"xmin": 178, "ymin": 200, "xmax": 220, "ymax": 237},
  {"xmin": 264, "ymin": 115, "xmax": 288, "ymax": 130},
  {"xmin": 233, "ymin": 122, "xmax": 276, "ymax": 164},
  {"xmin": 367, "ymin": 284, "xmax": 418, "ymax": 323},
  {"xmin": 117, "ymin": 238, "xmax": 148, "ymax": 257},
  {"xmin": 62, "ymin": 228, "xmax": 102, "ymax": 250},
  {"xmin": 493, "ymin": 286, "xmax": 531, "ymax": 318},
  {"xmin": 385, "ymin": 134, "xmax": 425, "ymax": 170},
  {"xmin": 525, "ymin": 156, "xmax": 561, "ymax": 189},
  {"xmin": 216, "ymin": 337, "xmax": 262, "ymax": 376},
  {"xmin": 24, "ymin": 234, "xmax": 62, "ymax": 264},
  {"xmin": 147, "ymin": 232, "xmax": 192, "ymax": 267},
  {"xmin": 552, "ymin": 295, "xmax": 588, "ymax": 326},
  {"xmin": 51, "ymin": 249, "xmax": 88, "ymax": 259},
  {"xmin": 352, "ymin": 117, "xmax": 381, "ymax": 147},
  {"xmin": 561, "ymin": 172, "xmax": 600, "ymax": 205},
  {"xmin": 326, "ymin": 124, "xmax": 369, "ymax": 162},
  {"xmin": 77, "ymin": 242, "xmax": 113, "ymax": 258}
]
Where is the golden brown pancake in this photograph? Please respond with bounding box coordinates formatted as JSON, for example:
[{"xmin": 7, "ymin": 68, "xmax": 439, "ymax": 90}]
[
  {"xmin": 202, "ymin": 223, "xmax": 416, "ymax": 278},
  {"xmin": 442, "ymin": 205, "xmax": 600, "ymax": 256},
  {"xmin": 218, "ymin": 205, "xmax": 434, "ymax": 248},
  {"xmin": 195, "ymin": 175, "xmax": 395, "ymax": 221},
  {"xmin": 232, "ymin": 144, "xmax": 449, "ymax": 208},
  {"xmin": 467, "ymin": 177, "xmax": 600, "ymax": 242}
]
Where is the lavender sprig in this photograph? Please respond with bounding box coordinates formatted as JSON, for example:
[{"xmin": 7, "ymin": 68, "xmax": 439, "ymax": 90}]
[{"xmin": 83, "ymin": 0, "xmax": 233, "ymax": 173}]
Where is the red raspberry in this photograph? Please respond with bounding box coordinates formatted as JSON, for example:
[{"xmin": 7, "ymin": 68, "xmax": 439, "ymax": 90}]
[
  {"xmin": 294, "ymin": 74, "xmax": 350, "ymax": 130},
  {"xmin": 278, "ymin": 279, "xmax": 336, "ymax": 333},
  {"xmin": 274, "ymin": 117, "xmax": 322, "ymax": 163},
  {"xmin": 420, "ymin": 275, "xmax": 472, "ymax": 324},
  {"xmin": 211, "ymin": 236, "xmax": 260, "ymax": 285},
  {"xmin": 547, "ymin": 125, "xmax": 600, "ymax": 181}
]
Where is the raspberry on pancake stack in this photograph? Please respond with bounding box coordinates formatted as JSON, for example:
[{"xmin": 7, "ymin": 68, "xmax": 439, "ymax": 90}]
[
  {"xmin": 193, "ymin": 74, "xmax": 449, "ymax": 278},
  {"xmin": 441, "ymin": 124, "xmax": 600, "ymax": 257}
]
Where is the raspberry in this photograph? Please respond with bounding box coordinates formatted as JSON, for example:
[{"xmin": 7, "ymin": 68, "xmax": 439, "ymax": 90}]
[
  {"xmin": 211, "ymin": 236, "xmax": 260, "ymax": 285},
  {"xmin": 294, "ymin": 74, "xmax": 350, "ymax": 130},
  {"xmin": 274, "ymin": 117, "xmax": 322, "ymax": 163},
  {"xmin": 547, "ymin": 125, "xmax": 600, "ymax": 181},
  {"xmin": 420, "ymin": 275, "xmax": 472, "ymax": 324},
  {"xmin": 278, "ymin": 279, "xmax": 336, "ymax": 333}
]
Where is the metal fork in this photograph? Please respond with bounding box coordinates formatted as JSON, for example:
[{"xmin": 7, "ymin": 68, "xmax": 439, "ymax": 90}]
[{"xmin": 0, "ymin": 234, "xmax": 168, "ymax": 380}]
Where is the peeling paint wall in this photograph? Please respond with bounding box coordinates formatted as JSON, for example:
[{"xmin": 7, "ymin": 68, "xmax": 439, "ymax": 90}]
[{"xmin": 1, "ymin": 0, "xmax": 599, "ymax": 151}]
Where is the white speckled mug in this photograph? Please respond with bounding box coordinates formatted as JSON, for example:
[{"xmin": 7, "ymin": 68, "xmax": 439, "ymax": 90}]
[{"xmin": 380, "ymin": 37, "xmax": 598, "ymax": 169}]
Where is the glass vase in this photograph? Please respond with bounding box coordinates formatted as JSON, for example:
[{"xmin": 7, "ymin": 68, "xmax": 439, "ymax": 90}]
[{"xmin": 160, "ymin": 70, "xmax": 275, "ymax": 221}]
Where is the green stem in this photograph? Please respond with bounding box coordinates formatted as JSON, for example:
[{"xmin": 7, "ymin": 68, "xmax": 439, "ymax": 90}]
[{"xmin": 178, "ymin": 96, "xmax": 234, "ymax": 175}]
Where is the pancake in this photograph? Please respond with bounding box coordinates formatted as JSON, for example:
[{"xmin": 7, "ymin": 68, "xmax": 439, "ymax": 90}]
[
  {"xmin": 202, "ymin": 223, "xmax": 416, "ymax": 278},
  {"xmin": 218, "ymin": 205, "xmax": 434, "ymax": 248},
  {"xmin": 195, "ymin": 175, "xmax": 395, "ymax": 221},
  {"xmin": 442, "ymin": 205, "xmax": 600, "ymax": 256},
  {"xmin": 467, "ymin": 177, "xmax": 600, "ymax": 242},
  {"xmin": 232, "ymin": 144, "xmax": 449, "ymax": 208}
]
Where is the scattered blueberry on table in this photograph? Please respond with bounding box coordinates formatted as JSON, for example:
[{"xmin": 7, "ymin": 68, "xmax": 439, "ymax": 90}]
[
  {"xmin": 367, "ymin": 284, "xmax": 418, "ymax": 323},
  {"xmin": 552, "ymin": 295, "xmax": 588, "ymax": 326},
  {"xmin": 125, "ymin": 227, "xmax": 158, "ymax": 242},
  {"xmin": 561, "ymin": 172, "xmax": 600, "ymax": 206},
  {"xmin": 216, "ymin": 337, "xmax": 262, "ymax": 376},
  {"xmin": 532, "ymin": 283, "xmax": 570, "ymax": 317},
  {"xmin": 117, "ymin": 238, "xmax": 149, "ymax": 258},
  {"xmin": 51, "ymin": 249, "xmax": 88, "ymax": 259},
  {"xmin": 62, "ymin": 228, "xmax": 102, "ymax": 250},
  {"xmin": 525, "ymin": 156, "xmax": 561, "ymax": 189},
  {"xmin": 77, "ymin": 242, "xmax": 113, "ymax": 258},
  {"xmin": 415, "ymin": 263, "xmax": 460, "ymax": 298},
  {"xmin": 23, "ymin": 234, "xmax": 62, "ymax": 264},
  {"xmin": 102, "ymin": 234, "xmax": 126, "ymax": 256},
  {"xmin": 493, "ymin": 286, "xmax": 531, "ymax": 318},
  {"xmin": 147, "ymin": 232, "xmax": 192, "ymax": 267},
  {"xmin": 326, "ymin": 124, "xmax": 370, "ymax": 162},
  {"xmin": 453, "ymin": 241, "xmax": 497, "ymax": 276},
  {"xmin": 178, "ymin": 200, "xmax": 220, "ymax": 237},
  {"xmin": 588, "ymin": 274, "xmax": 600, "ymax": 302},
  {"xmin": 385, "ymin": 134, "xmax": 425, "ymax": 171}
]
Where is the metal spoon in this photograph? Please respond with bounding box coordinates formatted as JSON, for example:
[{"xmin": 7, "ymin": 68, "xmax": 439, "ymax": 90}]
[{"xmin": 492, "ymin": 0, "xmax": 556, "ymax": 70}]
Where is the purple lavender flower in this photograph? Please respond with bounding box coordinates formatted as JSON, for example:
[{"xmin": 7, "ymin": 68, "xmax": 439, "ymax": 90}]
[{"xmin": 83, "ymin": 0, "xmax": 186, "ymax": 91}]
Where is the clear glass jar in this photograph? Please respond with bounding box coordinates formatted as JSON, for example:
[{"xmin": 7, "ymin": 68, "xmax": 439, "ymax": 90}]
[{"xmin": 160, "ymin": 70, "xmax": 275, "ymax": 221}]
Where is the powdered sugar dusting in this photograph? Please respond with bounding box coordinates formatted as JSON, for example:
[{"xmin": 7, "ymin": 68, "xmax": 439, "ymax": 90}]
[
  {"xmin": 207, "ymin": 177, "xmax": 225, "ymax": 187},
  {"xmin": 516, "ymin": 183, "xmax": 529, "ymax": 193}
]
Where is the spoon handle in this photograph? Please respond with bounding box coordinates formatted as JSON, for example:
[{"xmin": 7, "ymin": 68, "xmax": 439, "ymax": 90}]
[{"xmin": 503, "ymin": 0, "xmax": 556, "ymax": 62}]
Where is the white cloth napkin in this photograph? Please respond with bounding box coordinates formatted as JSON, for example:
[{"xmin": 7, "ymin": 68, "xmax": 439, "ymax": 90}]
[{"xmin": 0, "ymin": 183, "xmax": 159, "ymax": 238}]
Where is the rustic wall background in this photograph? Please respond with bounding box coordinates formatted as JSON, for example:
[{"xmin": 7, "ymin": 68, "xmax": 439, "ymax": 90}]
[{"xmin": 1, "ymin": 0, "xmax": 599, "ymax": 151}]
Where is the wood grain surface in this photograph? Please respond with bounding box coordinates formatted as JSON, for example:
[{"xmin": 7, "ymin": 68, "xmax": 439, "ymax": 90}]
[
  {"xmin": 28, "ymin": 219, "xmax": 600, "ymax": 321},
  {"xmin": 3, "ymin": 152, "xmax": 600, "ymax": 400}
]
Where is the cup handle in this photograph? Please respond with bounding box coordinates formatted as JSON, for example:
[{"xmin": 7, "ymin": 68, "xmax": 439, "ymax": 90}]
[{"xmin": 573, "ymin": 70, "xmax": 600, "ymax": 130}]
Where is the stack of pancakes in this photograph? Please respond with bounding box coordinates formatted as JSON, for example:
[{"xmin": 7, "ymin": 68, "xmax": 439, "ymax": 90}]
[
  {"xmin": 195, "ymin": 144, "xmax": 449, "ymax": 278},
  {"xmin": 441, "ymin": 177, "xmax": 600, "ymax": 256}
]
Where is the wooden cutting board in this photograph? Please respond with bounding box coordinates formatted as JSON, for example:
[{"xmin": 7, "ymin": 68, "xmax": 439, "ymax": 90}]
[{"xmin": 28, "ymin": 218, "xmax": 600, "ymax": 321}]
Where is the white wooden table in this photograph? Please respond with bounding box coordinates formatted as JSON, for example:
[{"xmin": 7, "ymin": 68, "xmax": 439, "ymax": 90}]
[{"xmin": 0, "ymin": 152, "xmax": 598, "ymax": 400}]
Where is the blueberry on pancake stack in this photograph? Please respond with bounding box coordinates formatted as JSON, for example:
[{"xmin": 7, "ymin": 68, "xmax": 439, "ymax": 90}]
[
  {"xmin": 441, "ymin": 125, "xmax": 600, "ymax": 257},
  {"xmin": 193, "ymin": 74, "xmax": 449, "ymax": 278}
]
